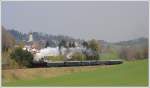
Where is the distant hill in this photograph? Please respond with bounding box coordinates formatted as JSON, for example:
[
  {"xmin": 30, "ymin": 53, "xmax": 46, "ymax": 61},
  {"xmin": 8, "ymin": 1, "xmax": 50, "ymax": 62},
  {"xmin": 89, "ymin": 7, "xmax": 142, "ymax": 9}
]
[
  {"xmin": 7, "ymin": 29, "xmax": 148, "ymax": 49},
  {"xmin": 8, "ymin": 29, "xmax": 28, "ymax": 42},
  {"xmin": 110, "ymin": 37, "xmax": 148, "ymax": 51},
  {"xmin": 114, "ymin": 37, "xmax": 148, "ymax": 46},
  {"xmin": 8, "ymin": 29, "xmax": 81, "ymax": 47}
]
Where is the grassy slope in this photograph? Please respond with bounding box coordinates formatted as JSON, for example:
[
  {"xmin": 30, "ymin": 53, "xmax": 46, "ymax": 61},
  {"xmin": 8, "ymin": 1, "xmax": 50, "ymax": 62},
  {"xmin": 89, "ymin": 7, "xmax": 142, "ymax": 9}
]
[{"xmin": 3, "ymin": 59, "xmax": 148, "ymax": 86}]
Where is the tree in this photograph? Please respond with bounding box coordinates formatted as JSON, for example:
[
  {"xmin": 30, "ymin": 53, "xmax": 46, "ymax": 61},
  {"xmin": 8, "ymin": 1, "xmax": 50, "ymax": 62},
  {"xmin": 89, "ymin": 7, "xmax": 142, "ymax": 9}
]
[
  {"xmin": 59, "ymin": 40, "xmax": 66, "ymax": 55},
  {"xmin": 143, "ymin": 46, "xmax": 148, "ymax": 59},
  {"xmin": 82, "ymin": 41, "xmax": 88, "ymax": 48},
  {"xmin": 59, "ymin": 40, "xmax": 67, "ymax": 48},
  {"xmin": 2, "ymin": 26, "xmax": 15, "ymax": 52},
  {"xmin": 69, "ymin": 42, "xmax": 72, "ymax": 48},
  {"xmin": 119, "ymin": 47, "xmax": 128, "ymax": 60},
  {"xmin": 87, "ymin": 39, "xmax": 101, "ymax": 60},
  {"xmin": 88, "ymin": 39, "xmax": 101, "ymax": 52},
  {"xmin": 58, "ymin": 43, "xmax": 62, "ymax": 55},
  {"xmin": 2, "ymin": 26, "xmax": 18, "ymax": 69},
  {"xmin": 45, "ymin": 41, "xmax": 49, "ymax": 48},
  {"xmin": 72, "ymin": 41, "xmax": 76, "ymax": 48},
  {"xmin": 10, "ymin": 47, "xmax": 33, "ymax": 68},
  {"xmin": 119, "ymin": 47, "xmax": 144, "ymax": 60}
]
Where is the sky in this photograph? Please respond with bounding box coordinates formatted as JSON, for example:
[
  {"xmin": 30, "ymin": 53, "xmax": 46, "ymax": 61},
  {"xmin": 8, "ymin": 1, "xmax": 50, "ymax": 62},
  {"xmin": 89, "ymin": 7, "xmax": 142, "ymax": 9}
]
[{"xmin": 2, "ymin": 1, "xmax": 149, "ymax": 42}]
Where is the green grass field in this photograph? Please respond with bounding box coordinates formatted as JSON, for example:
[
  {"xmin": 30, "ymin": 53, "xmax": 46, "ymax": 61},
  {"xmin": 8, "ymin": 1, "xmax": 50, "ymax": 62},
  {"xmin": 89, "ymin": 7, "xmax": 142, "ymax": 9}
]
[{"xmin": 3, "ymin": 59, "xmax": 148, "ymax": 86}]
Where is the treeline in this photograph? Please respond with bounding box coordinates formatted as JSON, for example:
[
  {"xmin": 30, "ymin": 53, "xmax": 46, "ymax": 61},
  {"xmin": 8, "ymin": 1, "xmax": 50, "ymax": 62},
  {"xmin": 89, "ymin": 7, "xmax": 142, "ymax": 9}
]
[
  {"xmin": 114, "ymin": 38, "xmax": 148, "ymax": 60},
  {"xmin": 118, "ymin": 46, "xmax": 148, "ymax": 60}
]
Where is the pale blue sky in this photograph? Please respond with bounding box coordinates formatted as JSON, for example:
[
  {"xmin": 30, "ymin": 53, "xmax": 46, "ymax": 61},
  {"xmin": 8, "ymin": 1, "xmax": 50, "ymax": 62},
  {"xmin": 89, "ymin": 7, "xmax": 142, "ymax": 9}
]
[{"xmin": 2, "ymin": 1, "xmax": 149, "ymax": 42}]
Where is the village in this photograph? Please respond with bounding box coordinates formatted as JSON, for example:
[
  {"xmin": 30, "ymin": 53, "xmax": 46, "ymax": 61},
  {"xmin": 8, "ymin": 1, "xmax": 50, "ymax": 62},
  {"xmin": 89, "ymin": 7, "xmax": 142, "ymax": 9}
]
[{"xmin": 22, "ymin": 32, "xmax": 122, "ymax": 67}]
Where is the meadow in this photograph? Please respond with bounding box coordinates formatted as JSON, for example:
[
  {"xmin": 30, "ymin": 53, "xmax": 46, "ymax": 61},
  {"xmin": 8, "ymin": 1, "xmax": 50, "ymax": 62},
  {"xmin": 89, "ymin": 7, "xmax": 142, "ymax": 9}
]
[{"xmin": 2, "ymin": 59, "xmax": 148, "ymax": 86}]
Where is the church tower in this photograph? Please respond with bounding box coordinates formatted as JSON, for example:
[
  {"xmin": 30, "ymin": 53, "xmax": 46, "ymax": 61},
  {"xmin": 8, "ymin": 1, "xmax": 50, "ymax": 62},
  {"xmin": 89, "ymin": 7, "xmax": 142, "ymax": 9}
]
[{"xmin": 28, "ymin": 32, "xmax": 33, "ymax": 42}]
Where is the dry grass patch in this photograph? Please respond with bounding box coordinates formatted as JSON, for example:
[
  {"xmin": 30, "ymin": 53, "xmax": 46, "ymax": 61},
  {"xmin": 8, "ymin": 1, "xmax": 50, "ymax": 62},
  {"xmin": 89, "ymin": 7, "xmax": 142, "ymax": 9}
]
[{"xmin": 2, "ymin": 65, "xmax": 109, "ymax": 83}]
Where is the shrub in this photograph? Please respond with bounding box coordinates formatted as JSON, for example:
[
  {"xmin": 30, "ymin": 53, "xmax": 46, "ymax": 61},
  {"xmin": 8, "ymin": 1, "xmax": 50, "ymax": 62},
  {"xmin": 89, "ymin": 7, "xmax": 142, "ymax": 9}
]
[
  {"xmin": 10, "ymin": 47, "xmax": 33, "ymax": 68},
  {"xmin": 2, "ymin": 51, "xmax": 20, "ymax": 69}
]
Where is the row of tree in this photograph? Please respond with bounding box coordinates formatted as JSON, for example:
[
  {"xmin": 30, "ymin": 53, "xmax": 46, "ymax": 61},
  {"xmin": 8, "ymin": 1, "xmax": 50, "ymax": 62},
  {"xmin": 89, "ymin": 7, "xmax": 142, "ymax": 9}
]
[{"xmin": 119, "ymin": 46, "xmax": 148, "ymax": 60}]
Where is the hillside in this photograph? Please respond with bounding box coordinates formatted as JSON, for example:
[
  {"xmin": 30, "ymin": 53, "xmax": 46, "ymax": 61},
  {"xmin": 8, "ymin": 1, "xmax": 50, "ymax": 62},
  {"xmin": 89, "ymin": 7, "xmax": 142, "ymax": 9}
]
[
  {"xmin": 114, "ymin": 37, "xmax": 148, "ymax": 47},
  {"xmin": 108, "ymin": 37, "xmax": 148, "ymax": 52},
  {"xmin": 2, "ymin": 26, "xmax": 17, "ymax": 68}
]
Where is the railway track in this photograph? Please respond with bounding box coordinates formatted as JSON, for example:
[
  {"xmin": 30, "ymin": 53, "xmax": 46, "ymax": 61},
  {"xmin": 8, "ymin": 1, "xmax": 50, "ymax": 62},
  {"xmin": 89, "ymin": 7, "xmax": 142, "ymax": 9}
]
[{"xmin": 32, "ymin": 60, "xmax": 123, "ymax": 67}]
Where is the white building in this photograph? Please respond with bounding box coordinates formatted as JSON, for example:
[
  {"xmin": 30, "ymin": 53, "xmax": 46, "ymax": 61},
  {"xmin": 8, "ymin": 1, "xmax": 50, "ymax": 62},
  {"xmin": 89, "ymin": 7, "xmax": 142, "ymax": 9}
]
[{"xmin": 28, "ymin": 32, "xmax": 33, "ymax": 42}]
